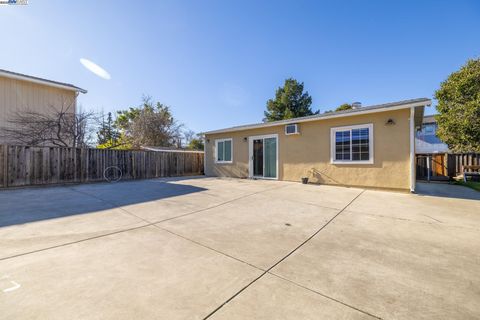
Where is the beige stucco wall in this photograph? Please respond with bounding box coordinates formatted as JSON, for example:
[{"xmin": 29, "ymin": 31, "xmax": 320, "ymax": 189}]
[
  {"xmin": 205, "ymin": 108, "xmax": 412, "ymax": 190},
  {"xmin": 0, "ymin": 76, "xmax": 77, "ymax": 144}
]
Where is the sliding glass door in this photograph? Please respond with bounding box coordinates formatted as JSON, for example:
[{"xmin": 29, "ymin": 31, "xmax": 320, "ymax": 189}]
[
  {"xmin": 264, "ymin": 137, "xmax": 277, "ymax": 178},
  {"xmin": 249, "ymin": 135, "xmax": 278, "ymax": 179}
]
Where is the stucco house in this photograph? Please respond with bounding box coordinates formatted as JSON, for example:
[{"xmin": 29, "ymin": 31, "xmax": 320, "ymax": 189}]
[
  {"xmin": 204, "ymin": 98, "xmax": 431, "ymax": 192},
  {"xmin": 0, "ymin": 69, "xmax": 87, "ymax": 144}
]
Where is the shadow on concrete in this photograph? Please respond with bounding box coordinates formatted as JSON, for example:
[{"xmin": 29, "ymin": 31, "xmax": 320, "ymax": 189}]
[
  {"xmin": 415, "ymin": 181, "xmax": 480, "ymax": 201},
  {"xmin": 0, "ymin": 177, "xmax": 208, "ymax": 228}
]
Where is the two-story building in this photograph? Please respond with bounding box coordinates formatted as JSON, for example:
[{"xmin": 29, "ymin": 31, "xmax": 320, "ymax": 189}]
[
  {"xmin": 0, "ymin": 69, "xmax": 87, "ymax": 144},
  {"xmin": 415, "ymin": 115, "xmax": 450, "ymax": 180},
  {"xmin": 415, "ymin": 115, "xmax": 449, "ymax": 154}
]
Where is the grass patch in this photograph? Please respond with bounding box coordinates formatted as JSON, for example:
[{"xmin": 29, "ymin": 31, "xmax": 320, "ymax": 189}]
[{"xmin": 454, "ymin": 180, "xmax": 480, "ymax": 192}]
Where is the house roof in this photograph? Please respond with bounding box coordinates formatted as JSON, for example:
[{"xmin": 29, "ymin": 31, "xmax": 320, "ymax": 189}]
[
  {"xmin": 203, "ymin": 98, "xmax": 431, "ymax": 135},
  {"xmin": 0, "ymin": 69, "xmax": 87, "ymax": 94},
  {"xmin": 141, "ymin": 146, "xmax": 204, "ymax": 153}
]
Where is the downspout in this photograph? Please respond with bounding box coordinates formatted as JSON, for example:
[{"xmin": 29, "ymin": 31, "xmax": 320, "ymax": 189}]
[
  {"xmin": 74, "ymin": 91, "xmax": 79, "ymax": 115},
  {"xmin": 74, "ymin": 91, "xmax": 80, "ymax": 148},
  {"xmin": 410, "ymin": 106, "xmax": 415, "ymax": 192},
  {"xmin": 203, "ymin": 135, "xmax": 206, "ymax": 175}
]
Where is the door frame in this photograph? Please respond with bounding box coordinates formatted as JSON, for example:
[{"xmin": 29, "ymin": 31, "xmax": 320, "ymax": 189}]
[{"xmin": 248, "ymin": 134, "xmax": 279, "ymax": 180}]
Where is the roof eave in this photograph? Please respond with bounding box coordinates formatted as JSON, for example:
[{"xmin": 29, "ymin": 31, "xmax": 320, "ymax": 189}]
[
  {"xmin": 0, "ymin": 70, "xmax": 87, "ymax": 94},
  {"xmin": 203, "ymin": 99, "xmax": 431, "ymax": 135}
]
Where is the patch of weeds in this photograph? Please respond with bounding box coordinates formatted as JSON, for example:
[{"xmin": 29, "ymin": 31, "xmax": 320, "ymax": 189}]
[{"xmin": 454, "ymin": 180, "xmax": 480, "ymax": 192}]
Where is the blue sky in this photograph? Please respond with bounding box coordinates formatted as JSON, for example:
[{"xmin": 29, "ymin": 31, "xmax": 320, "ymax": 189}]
[{"xmin": 1, "ymin": 0, "xmax": 479, "ymax": 133}]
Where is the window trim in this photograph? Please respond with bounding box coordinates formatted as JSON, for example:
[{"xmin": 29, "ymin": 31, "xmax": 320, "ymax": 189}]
[
  {"xmin": 215, "ymin": 138, "xmax": 233, "ymax": 164},
  {"xmin": 248, "ymin": 134, "xmax": 279, "ymax": 180},
  {"xmin": 330, "ymin": 123, "xmax": 374, "ymax": 165}
]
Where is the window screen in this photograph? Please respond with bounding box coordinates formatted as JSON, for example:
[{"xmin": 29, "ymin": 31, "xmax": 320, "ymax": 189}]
[
  {"xmin": 333, "ymin": 125, "xmax": 372, "ymax": 163},
  {"xmin": 216, "ymin": 139, "xmax": 232, "ymax": 162},
  {"xmin": 351, "ymin": 128, "xmax": 369, "ymax": 161},
  {"xmin": 335, "ymin": 130, "xmax": 351, "ymax": 160},
  {"xmin": 285, "ymin": 124, "xmax": 298, "ymax": 135}
]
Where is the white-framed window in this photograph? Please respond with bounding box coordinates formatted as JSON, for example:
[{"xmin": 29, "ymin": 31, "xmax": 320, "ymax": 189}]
[
  {"xmin": 215, "ymin": 138, "xmax": 233, "ymax": 163},
  {"xmin": 330, "ymin": 124, "xmax": 373, "ymax": 164},
  {"xmin": 423, "ymin": 123, "xmax": 435, "ymax": 135}
]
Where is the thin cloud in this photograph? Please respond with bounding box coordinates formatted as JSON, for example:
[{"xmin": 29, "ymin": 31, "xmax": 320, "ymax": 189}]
[
  {"xmin": 221, "ymin": 84, "xmax": 247, "ymax": 107},
  {"xmin": 80, "ymin": 58, "xmax": 111, "ymax": 80}
]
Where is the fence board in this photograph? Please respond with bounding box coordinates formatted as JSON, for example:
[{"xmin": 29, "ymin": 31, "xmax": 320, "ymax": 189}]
[
  {"xmin": 0, "ymin": 144, "xmax": 204, "ymax": 188},
  {"xmin": 0, "ymin": 145, "xmax": 5, "ymax": 188}
]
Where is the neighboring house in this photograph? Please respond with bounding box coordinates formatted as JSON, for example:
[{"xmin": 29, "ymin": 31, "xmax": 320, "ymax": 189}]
[
  {"xmin": 415, "ymin": 115, "xmax": 450, "ymax": 181},
  {"xmin": 204, "ymin": 98, "xmax": 431, "ymax": 192},
  {"xmin": 415, "ymin": 115, "xmax": 449, "ymax": 154},
  {"xmin": 0, "ymin": 69, "xmax": 87, "ymax": 144}
]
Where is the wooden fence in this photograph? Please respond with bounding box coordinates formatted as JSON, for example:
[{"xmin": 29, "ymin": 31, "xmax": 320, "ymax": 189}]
[
  {"xmin": 416, "ymin": 152, "xmax": 480, "ymax": 180},
  {"xmin": 416, "ymin": 154, "xmax": 448, "ymax": 181},
  {"xmin": 0, "ymin": 145, "xmax": 204, "ymax": 188},
  {"xmin": 447, "ymin": 153, "xmax": 480, "ymax": 177}
]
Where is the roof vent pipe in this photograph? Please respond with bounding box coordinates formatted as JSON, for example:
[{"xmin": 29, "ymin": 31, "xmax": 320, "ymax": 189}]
[{"xmin": 352, "ymin": 102, "xmax": 362, "ymax": 109}]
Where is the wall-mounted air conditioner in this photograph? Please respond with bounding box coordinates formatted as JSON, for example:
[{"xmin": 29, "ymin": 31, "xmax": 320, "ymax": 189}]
[{"xmin": 285, "ymin": 123, "xmax": 299, "ymax": 135}]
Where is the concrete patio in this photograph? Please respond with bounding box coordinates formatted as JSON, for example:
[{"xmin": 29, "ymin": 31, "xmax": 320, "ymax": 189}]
[{"xmin": 0, "ymin": 177, "xmax": 479, "ymax": 319}]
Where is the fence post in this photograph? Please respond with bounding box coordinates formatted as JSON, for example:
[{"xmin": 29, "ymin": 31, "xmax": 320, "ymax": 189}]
[
  {"xmin": 426, "ymin": 155, "xmax": 430, "ymax": 182},
  {"xmin": 2, "ymin": 145, "xmax": 7, "ymax": 188},
  {"xmin": 86, "ymin": 148, "xmax": 89, "ymax": 182}
]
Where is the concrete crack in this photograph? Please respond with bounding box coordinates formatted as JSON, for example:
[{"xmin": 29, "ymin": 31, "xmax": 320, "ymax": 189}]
[{"xmin": 202, "ymin": 190, "xmax": 374, "ymax": 319}]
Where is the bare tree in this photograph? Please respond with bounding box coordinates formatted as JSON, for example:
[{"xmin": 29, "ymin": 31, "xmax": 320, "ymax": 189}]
[
  {"xmin": 183, "ymin": 129, "xmax": 195, "ymax": 147},
  {"xmin": 0, "ymin": 101, "xmax": 97, "ymax": 148}
]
